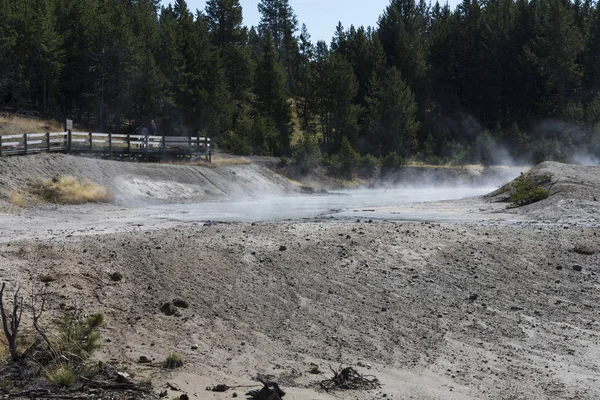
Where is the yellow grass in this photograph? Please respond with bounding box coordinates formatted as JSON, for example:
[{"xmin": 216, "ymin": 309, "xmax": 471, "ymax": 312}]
[
  {"xmin": 8, "ymin": 190, "xmax": 27, "ymax": 207},
  {"xmin": 209, "ymin": 156, "xmax": 251, "ymax": 166},
  {"xmin": 36, "ymin": 176, "xmax": 111, "ymax": 205},
  {"xmin": 0, "ymin": 115, "xmax": 63, "ymax": 136}
]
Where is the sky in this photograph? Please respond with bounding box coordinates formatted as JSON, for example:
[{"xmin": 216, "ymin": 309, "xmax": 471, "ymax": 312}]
[{"xmin": 163, "ymin": 0, "xmax": 461, "ymax": 44}]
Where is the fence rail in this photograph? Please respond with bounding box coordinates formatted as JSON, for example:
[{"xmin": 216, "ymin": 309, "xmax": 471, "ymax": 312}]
[{"xmin": 0, "ymin": 130, "xmax": 211, "ymax": 162}]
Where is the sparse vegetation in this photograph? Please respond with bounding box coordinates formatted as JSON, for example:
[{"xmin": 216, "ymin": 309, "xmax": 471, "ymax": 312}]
[
  {"xmin": 54, "ymin": 312, "xmax": 104, "ymax": 359},
  {"xmin": 0, "ymin": 116, "xmax": 63, "ymax": 136},
  {"xmin": 0, "ymin": 282, "xmax": 105, "ymax": 392},
  {"xmin": 46, "ymin": 365, "xmax": 75, "ymax": 388},
  {"xmin": 8, "ymin": 190, "xmax": 27, "ymax": 207},
  {"xmin": 35, "ymin": 175, "xmax": 111, "ymax": 204},
  {"xmin": 508, "ymin": 173, "xmax": 551, "ymax": 208},
  {"xmin": 164, "ymin": 352, "xmax": 184, "ymax": 369}
]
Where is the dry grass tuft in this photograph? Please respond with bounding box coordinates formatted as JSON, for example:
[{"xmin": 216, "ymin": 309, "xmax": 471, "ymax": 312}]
[
  {"xmin": 35, "ymin": 176, "xmax": 111, "ymax": 204},
  {"xmin": 47, "ymin": 365, "xmax": 75, "ymax": 388},
  {"xmin": 164, "ymin": 352, "xmax": 184, "ymax": 369},
  {"xmin": 8, "ymin": 190, "xmax": 27, "ymax": 207},
  {"xmin": 209, "ymin": 156, "xmax": 251, "ymax": 166}
]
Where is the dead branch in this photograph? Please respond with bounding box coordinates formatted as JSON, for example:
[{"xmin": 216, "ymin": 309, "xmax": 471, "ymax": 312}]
[
  {"xmin": 0, "ymin": 282, "xmax": 24, "ymax": 361},
  {"xmin": 31, "ymin": 285, "xmax": 53, "ymax": 350},
  {"xmin": 319, "ymin": 366, "xmax": 380, "ymax": 392}
]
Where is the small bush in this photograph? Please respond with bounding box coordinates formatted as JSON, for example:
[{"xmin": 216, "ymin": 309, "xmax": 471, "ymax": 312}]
[
  {"xmin": 336, "ymin": 137, "xmax": 360, "ymax": 178},
  {"xmin": 358, "ymin": 154, "xmax": 379, "ymax": 178},
  {"xmin": 222, "ymin": 131, "xmax": 250, "ymax": 156},
  {"xmin": 47, "ymin": 365, "xmax": 75, "ymax": 388},
  {"xmin": 508, "ymin": 173, "xmax": 550, "ymax": 207},
  {"xmin": 54, "ymin": 312, "xmax": 104, "ymax": 359},
  {"xmin": 380, "ymin": 152, "xmax": 406, "ymax": 177},
  {"xmin": 36, "ymin": 176, "xmax": 111, "ymax": 204},
  {"xmin": 164, "ymin": 352, "xmax": 184, "ymax": 369}
]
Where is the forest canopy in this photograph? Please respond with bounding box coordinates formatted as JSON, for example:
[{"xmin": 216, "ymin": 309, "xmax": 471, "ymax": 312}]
[{"xmin": 1, "ymin": 0, "xmax": 599, "ymax": 167}]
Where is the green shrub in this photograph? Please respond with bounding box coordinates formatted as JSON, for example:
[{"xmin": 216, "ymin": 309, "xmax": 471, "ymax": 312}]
[
  {"xmin": 54, "ymin": 312, "xmax": 104, "ymax": 359},
  {"xmin": 164, "ymin": 352, "xmax": 184, "ymax": 369},
  {"xmin": 380, "ymin": 152, "xmax": 406, "ymax": 177},
  {"xmin": 47, "ymin": 365, "xmax": 75, "ymax": 388},
  {"xmin": 358, "ymin": 154, "xmax": 379, "ymax": 178},
  {"xmin": 508, "ymin": 173, "xmax": 550, "ymax": 207},
  {"xmin": 293, "ymin": 134, "xmax": 321, "ymax": 175},
  {"xmin": 337, "ymin": 137, "xmax": 360, "ymax": 178},
  {"xmin": 222, "ymin": 131, "xmax": 250, "ymax": 155}
]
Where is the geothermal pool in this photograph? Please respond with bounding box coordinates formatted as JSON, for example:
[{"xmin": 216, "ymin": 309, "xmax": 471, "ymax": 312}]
[{"xmin": 152, "ymin": 186, "xmax": 500, "ymax": 223}]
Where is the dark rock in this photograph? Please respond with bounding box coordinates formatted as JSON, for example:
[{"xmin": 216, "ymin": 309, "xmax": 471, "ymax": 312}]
[
  {"xmin": 173, "ymin": 299, "xmax": 189, "ymax": 308},
  {"xmin": 180, "ymin": 395, "xmax": 189, "ymax": 400},
  {"xmin": 468, "ymin": 294, "xmax": 478, "ymax": 301},
  {"xmin": 211, "ymin": 384, "xmax": 230, "ymax": 392},
  {"xmin": 510, "ymin": 306, "xmax": 524, "ymax": 311},
  {"xmin": 110, "ymin": 271, "xmax": 123, "ymax": 281},
  {"xmin": 556, "ymin": 266, "xmax": 563, "ymax": 270},
  {"xmin": 138, "ymin": 356, "xmax": 151, "ymax": 364},
  {"xmin": 279, "ymin": 245, "xmax": 287, "ymax": 251},
  {"xmin": 573, "ymin": 265, "xmax": 583, "ymax": 272},
  {"xmin": 160, "ymin": 302, "xmax": 178, "ymax": 316},
  {"xmin": 39, "ymin": 274, "xmax": 57, "ymax": 283}
]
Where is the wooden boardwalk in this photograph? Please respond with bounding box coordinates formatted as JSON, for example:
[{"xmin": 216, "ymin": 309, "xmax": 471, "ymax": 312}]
[{"xmin": 0, "ymin": 131, "xmax": 211, "ymax": 162}]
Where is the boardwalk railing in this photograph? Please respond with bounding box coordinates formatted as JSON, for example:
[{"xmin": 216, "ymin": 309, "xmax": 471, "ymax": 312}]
[{"xmin": 0, "ymin": 131, "xmax": 211, "ymax": 162}]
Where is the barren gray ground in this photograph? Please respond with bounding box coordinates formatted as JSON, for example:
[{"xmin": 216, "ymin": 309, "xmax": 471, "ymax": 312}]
[{"xmin": 0, "ymin": 156, "xmax": 599, "ymax": 399}]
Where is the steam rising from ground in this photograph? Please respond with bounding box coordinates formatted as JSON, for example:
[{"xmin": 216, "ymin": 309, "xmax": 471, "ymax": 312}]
[{"xmin": 153, "ymin": 166, "xmax": 525, "ymax": 223}]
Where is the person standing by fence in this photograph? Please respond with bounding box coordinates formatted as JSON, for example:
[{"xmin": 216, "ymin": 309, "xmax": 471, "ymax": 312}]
[{"xmin": 151, "ymin": 119, "xmax": 157, "ymax": 136}]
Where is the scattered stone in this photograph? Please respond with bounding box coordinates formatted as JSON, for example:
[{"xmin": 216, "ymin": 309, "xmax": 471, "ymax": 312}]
[
  {"xmin": 38, "ymin": 274, "xmax": 57, "ymax": 283},
  {"xmin": 556, "ymin": 266, "xmax": 563, "ymax": 270},
  {"xmin": 208, "ymin": 384, "xmax": 230, "ymax": 392},
  {"xmin": 469, "ymin": 294, "xmax": 478, "ymax": 301},
  {"xmin": 574, "ymin": 243, "xmax": 596, "ymax": 255},
  {"xmin": 233, "ymin": 393, "xmax": 238, "ymax": 398},
  {"xmin": 279, "ymin": 245, "xmax": 287, "ymax": 251},
  {"xmin": 180, "ymin": 394, "xmax": 189, "ymax": 400},
  {"xmin": 158, "ymin": 390, "xmax": 168, "ymax": 398},
  {"xmin": 173, "ymin": 299, "xmax": 189, "ymax": 308},
  {"xmin": 109, "ymin": 271, "xmax": 123, "ymax": 281},
  {"xmin": 159, "ymin": 302, "xmax": 179, "ymax": 316},
  {"xmin": 138, "ymin": 356, "xmax": 151, "ymax": 364},
  {"xmin": 116, "ymin": 372, "xmax": 132, "ymax": 383},
  {"xmin": 510, "ymin": 306, "xmax": 524, "ymax": 311},
  {"xmin": 191, "ymin": 344, "xmax": 199, "ymax": 350},
  {"xmin": 573, "ymin": 265, "xmax": 583, "ymax": 272}
]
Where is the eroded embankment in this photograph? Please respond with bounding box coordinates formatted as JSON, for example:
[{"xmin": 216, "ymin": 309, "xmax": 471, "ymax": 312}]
[{"xmin": 0, "ymin": 153, "xmax": 298, "ymax": 206}]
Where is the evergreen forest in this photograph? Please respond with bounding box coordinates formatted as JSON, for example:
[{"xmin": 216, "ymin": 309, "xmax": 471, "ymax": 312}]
[{"xmin": 1, "ymin": 0, "xmax": 600, "ymax": 171}]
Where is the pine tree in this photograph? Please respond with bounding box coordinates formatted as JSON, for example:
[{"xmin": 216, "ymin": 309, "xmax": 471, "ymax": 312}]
[
  {"xmin": 527, "ymin": 0, "xmax": 584, "ymax": 113},
  {"xmin": 254, "ymin": 32, "xmax": 291, "ymax": 155},
  {"xmin": 257, "ymin": 0, "xmax": 299, "ymax": 93}
]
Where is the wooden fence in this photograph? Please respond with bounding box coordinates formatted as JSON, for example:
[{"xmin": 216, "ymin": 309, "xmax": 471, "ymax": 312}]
[{"xmin": 0, "ymin": 130, "xmax": 211, "ymax": 162}]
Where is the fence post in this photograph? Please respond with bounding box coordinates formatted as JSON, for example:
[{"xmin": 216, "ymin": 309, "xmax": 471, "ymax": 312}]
[
  {"xmin": 0, "ymin": 134, "xmax": 3, "ymax": 156},
  {"xmin": 127, "ymin": 133, "xmax": 131, "ymax": 154},
  {"xmin": 109, "ymin": 133, "xmax": 112, "ymax": 154},
  {"xmin": 46, "ymin": 132, "xmax": 50, "ymax": 152},
  {"xmin": 23, "ymin": 134, "xmax": 28, "ymax": 155},
  {"xmin": 145, "ymin": 135, "xmax": 149, "ymax": 162},
  {"xmin": 188, "ymin": 135, "xmax": 192, "ymax": 159},
  {"xmin": 67, "ymin": 129, "xmax": 72, "ymax": 153},
  {"xmin": 204, "ymin": 136, "xmax": 208, "ymax": 161},
  {"xmin": 89, "ymin": 132, "xmax": 93, "ymax": 151},
  {"xmin": 162, "ymin": 135, "xmax": 166, "ymax": 158}
]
